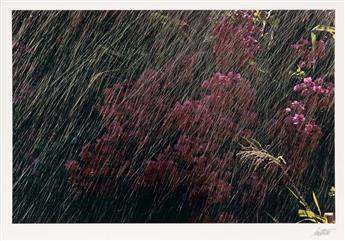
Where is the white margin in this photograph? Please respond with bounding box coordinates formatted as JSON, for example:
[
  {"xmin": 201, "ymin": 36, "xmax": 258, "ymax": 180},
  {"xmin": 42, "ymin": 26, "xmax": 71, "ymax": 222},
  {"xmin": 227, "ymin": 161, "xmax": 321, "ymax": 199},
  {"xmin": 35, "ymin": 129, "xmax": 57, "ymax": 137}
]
[{"xmin": 1, "ymin": 1, "xmax": 344, "ymax": 240}]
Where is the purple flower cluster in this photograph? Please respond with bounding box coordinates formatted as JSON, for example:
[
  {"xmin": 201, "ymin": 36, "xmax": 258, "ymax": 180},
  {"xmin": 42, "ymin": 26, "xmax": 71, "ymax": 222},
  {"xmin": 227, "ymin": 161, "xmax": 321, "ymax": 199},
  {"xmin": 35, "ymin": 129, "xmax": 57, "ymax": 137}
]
[
  {"xmin": 266, "ymin": 31, "xmax": 334, "ymax": 180},
  {"xmin": 137, "ymin": 71, "xmax": 257, "ymax": 214},
  {"xmin": 212, "ymin": 11, "xmax": 261, "ymax": 70},
  {"xmin": 283, "ymin": 100, "xmax": 321, "ymax": 136},
  {"xmin": 292, "ymin": 38, "xmax": 326, "ymax": 69},
  {"xmin": 65, "ymin": 63, "xmax": 258, "ymax": 221},
  {"xmin": 294, "ymin": 77, "xmax": 334, "ymax": 96},
  {"xmin": 65, "ymin": 55, "xmax": 198, "ymax": 197},
  {"xmin": 270, "ymin": 75, "xmax": 334, "ymax": 178}
]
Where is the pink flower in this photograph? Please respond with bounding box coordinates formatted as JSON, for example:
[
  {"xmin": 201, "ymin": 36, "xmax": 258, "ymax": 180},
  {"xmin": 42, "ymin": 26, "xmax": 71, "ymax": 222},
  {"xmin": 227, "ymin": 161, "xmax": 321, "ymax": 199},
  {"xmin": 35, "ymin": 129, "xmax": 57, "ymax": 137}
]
[
  {"xmin": 303, "ymin": 77, "xmax": 313, "ymax": 84},
  {"xmin": 292, "ymin": 38, "xmax": 308, "ymax": 50},
  {"xmin": 211, "ymin": 11, "xmax": 261, "ymax": 69},
  {"xmin": 304, "ymin": 123, "xmax": 321, "ymax": 136},
  {"xmin": 292, "ymin": 39, "xmax": 326, "ymax": 68},
  {"xmin": 312, "ymin": 85, "xmax": 323, "ymax": 93},
  {"xmin": 326, "ymin": 82, "xmax": 335, "ymax": 92},
  {"xmin": 284, "ymin": 107, "xmax": 292, "ymax": 114},
  {"xmin": 292, "ymin": 113, "xmax": 305, "ymax": 125},
  {"xmin": 290, "ymin": 101, "xmax": 305, "ymax": 113},
  {"xmin": 298, "ymin": 61, "xmax": 306, "ymax": 68},
  {"xmin": 303, "ymin": 77, "xmax": 315, "ymax": 88},
  {"xmin": 293, "ymin": 84, "xmax": 303, "ymax": 92}
]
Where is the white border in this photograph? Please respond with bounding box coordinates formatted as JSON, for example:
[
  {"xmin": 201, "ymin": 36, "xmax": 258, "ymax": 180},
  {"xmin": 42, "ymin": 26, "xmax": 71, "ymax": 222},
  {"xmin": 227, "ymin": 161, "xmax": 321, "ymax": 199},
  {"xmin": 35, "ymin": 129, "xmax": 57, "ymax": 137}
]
[{"xmin": 1, "ymin": 1, "xmax": 344, "ymax": 240}]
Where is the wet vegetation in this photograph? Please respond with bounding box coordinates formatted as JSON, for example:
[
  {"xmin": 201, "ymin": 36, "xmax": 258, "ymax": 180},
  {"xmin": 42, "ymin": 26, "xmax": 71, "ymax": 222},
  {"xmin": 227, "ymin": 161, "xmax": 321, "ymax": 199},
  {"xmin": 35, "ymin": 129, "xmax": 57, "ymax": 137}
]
[{"xmin": 13, "ymin": 10, "xmax": 335, "ymax": 223}]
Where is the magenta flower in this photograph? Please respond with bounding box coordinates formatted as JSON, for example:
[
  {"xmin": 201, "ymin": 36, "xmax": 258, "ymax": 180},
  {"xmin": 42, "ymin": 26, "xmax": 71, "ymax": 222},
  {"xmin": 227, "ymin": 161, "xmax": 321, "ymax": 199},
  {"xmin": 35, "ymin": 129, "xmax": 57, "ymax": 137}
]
[
  {"xmin": 292, "ymin": 38, "xmax": 326, "ymax": 69},
  {"xmin": 293, "ymin": 84, "xmax": 303, "ymax": 92},
  {"xmin": 290, "ymin": 100, "xmax": 305, "ymax": 113},
  {"xmin": 292, "ymin": 113, "xmax": 305, "ymax": 125},
  {"xmin": 304, "ymin": 123, "xmax": 320, "ymax": 135},
  {"xmin": 293, "ymin": 76, "xmax": 333, "ymax": 98},
  {"xmin": 212, "ymin": 11, "xmax": 261, "ymax": 69},
  {"xmin": 284, "ymin": 107, "xmax": 292, "ymax": 114},
  {"xmin": 303, "ymin": 77, "xmax": 313, "ymax": 84}
]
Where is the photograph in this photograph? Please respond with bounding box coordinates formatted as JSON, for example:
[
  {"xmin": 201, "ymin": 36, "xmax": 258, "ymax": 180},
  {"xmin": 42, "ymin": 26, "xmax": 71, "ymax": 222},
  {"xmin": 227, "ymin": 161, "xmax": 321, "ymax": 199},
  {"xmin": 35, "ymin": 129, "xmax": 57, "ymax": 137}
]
[{"xmin": 11, "ymin": 9, "xmax": 337, "ymax": 224}]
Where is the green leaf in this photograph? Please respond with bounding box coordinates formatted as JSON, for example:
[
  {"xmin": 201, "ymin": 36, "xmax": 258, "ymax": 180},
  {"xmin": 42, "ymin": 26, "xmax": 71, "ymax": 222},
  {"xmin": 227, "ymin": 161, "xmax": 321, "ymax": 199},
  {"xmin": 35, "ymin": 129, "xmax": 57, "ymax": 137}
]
[
  {"xmin": 298, "ymin": 209, "xmax": 317, "ymax": 219},
  {"xmin": 311, "ymin": 31, "xmax": 317, "ymax": 52},
  {"xmin": 311, "ymin": 25, "xmax": 335, "ymax": 51},
  {"xmin": 312, "ymin": 191, "xmax": 322, "ymax": 216},
  {"xmin": 290, "ymin": 66, "xmax": 305, "ymax": 79},
  {"xmin": 312, "ymin": 25, "xmax": 335, "ymax": 37}
]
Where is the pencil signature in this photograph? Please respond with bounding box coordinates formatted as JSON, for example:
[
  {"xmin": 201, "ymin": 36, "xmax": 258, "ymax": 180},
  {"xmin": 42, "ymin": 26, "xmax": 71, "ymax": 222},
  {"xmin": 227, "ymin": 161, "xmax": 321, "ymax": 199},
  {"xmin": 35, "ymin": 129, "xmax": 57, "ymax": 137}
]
[{"xmin": 312, "ymin": 227, "xmax": 335, "ymax": 237}]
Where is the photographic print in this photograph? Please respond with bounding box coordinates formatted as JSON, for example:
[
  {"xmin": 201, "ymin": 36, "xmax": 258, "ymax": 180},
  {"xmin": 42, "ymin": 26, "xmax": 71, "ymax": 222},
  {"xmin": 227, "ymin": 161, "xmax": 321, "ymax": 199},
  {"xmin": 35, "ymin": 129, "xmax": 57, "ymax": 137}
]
[{"xmin": 12, "ymin": 9, "xmax": 336, "ymax": 224}]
